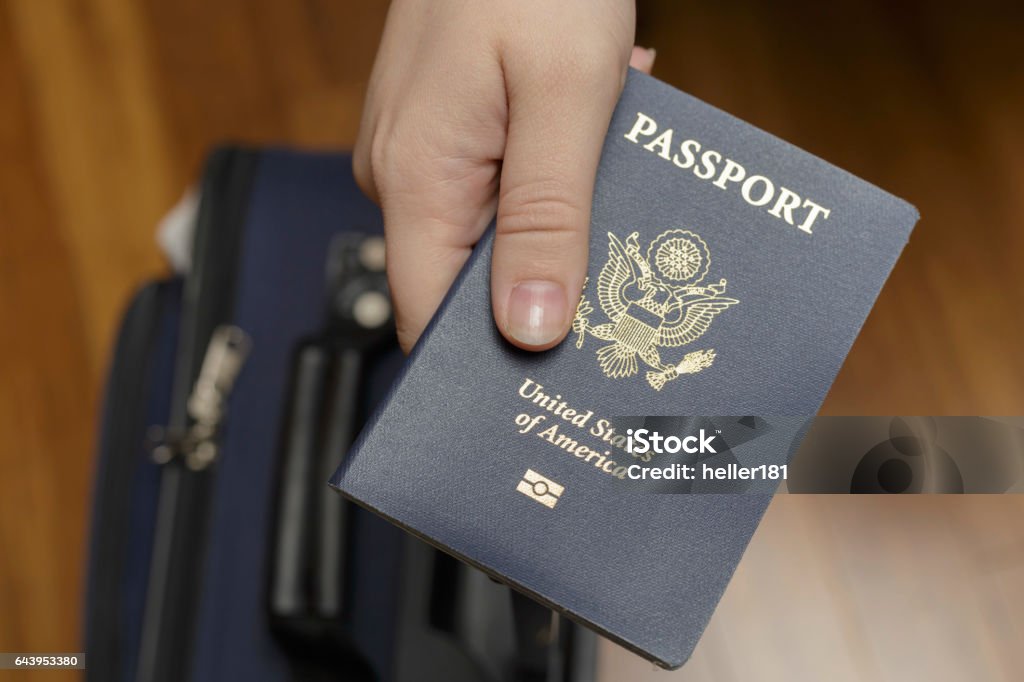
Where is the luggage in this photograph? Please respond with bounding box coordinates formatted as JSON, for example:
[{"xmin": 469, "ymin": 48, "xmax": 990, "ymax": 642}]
[{"xmin": 84, "ymin": 148, "xmax": 596, "ymax": 682}]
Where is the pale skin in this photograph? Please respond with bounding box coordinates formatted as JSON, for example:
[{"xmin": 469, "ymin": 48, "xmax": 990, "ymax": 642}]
[{"xmin": 354, "ymin": 0, "xmax": 654, "ymax": 353}]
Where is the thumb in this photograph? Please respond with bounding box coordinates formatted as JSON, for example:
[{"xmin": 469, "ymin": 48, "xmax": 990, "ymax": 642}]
[{"xmin": 492, "ymin": 52, "xmax": 629, "ymax": 350}]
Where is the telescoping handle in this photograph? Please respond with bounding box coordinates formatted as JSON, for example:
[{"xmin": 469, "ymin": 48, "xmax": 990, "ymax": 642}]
[{"xmin": 268, "ymin": 233, "xmax": 394, "ymax": 674}]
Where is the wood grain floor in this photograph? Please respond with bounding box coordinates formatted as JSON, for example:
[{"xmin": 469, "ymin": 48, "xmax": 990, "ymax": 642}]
[{"xmin": 0, "ymin": 1, "xmax": 1020, "ymax": 680}]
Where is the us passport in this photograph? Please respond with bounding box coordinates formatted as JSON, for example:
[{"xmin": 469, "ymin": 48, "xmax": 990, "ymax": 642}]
[{"xmin": 330, "ymin": 70, "xmax": 918, "ymax": 669}]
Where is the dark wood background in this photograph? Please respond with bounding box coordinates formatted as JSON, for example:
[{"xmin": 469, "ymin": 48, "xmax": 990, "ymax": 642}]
[{"xmin": 0, "ymin": 2, "xmax": 1020, "ymax": 680}]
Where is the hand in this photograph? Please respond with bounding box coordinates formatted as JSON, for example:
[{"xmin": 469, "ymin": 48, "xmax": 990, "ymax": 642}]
[{"xmin": 354, "ymin": 0, "xmax": 654, "ymax": 353}]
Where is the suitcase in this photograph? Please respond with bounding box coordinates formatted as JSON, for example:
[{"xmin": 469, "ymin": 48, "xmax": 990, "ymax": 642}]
[{"xmin": 84, "ymin": 148, "xmax": 596, "ymax": 682}]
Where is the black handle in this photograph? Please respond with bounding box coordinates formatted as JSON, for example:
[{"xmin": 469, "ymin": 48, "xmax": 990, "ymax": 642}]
[
  {"xmin": 314, "ymin": 347, "xmax": 364, "ymax": 618},
  {"xmin": 270, "ymin": 342, "xmax": 331, "ymax": 620}
]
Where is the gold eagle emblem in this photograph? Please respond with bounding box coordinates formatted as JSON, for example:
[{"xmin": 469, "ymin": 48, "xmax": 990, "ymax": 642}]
[{"xmin": 572, "ymin": 229, "xmax": 738, "ymax": 391}]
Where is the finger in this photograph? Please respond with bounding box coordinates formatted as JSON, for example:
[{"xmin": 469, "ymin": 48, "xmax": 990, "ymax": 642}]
[
  {"xmin": 629, "ymin": 46, "xmax": 656, "ymax": 74},
  {"xmin": 384, "ymin": 218, "xmax": 472, "ymax": 354},
  {"xmin": 492, "ymin": 47, "xmax": 630, "ymax": 350},
  {"xmin": 379, "ymin": 156, "xmax": 499, "ymax": 353}
]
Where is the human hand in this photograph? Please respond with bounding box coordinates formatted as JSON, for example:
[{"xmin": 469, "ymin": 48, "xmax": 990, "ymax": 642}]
[{"xmin": 354, "ymin": 0, "xmax": 654, "ymax": 353}]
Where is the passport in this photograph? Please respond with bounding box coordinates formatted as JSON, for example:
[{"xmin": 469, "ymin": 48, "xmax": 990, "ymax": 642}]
[{"xmin": 330, "ymin": 70, "xmax": 918, "ymax": 669}]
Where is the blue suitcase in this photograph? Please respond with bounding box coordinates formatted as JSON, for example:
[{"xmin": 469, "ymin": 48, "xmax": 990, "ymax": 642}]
[{"xmin": 84, "ymin": 148, "xmax": 596, "ymax": 682}]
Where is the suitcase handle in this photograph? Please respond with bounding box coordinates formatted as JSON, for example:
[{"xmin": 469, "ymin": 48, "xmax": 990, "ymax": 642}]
[{"xmin": 268, "ymin": 234, "xmax": 393, "ymax": 675}]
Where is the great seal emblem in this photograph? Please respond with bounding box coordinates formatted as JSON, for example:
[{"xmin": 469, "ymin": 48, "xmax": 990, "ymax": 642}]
[{"xmin": 572, "ymin": 229, "xmax": 739, "ymax": 391}]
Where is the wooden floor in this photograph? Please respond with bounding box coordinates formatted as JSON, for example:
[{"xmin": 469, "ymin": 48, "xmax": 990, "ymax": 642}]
[{"xmin": 0, "ymin": 1, "xmax": 1020, "ymax": 680}]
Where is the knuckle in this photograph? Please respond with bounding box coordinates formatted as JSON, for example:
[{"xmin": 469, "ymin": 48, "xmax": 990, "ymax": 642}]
[
  {"xmin": 498, "ymin": 179, "xmax": 588, "ymax": 239},
  {"xmin": 353, "ymin": 121, "xmax": 398, "ymax": 199},
  {"xmin": 367, "ymin": 130, "xmax": 393, "ymax": 189},
  {"xmin": 352, "ymin": 146, "xmax": 374, "ymax": 197},
  {"xmin": 363, "ymin": 119, "xmax": 432, "ymax": 198}
]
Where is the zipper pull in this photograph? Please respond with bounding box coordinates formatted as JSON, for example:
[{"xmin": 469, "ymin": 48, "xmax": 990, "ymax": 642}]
[
  {"xmin": 183, "ymin": 325, "xmax": 251, "ymax": 470},
  {"xmin": 188, "ymin": 326, "xmax": 251, "ymax": 426},
  {"xmin": 150, "ymin": 325, "xmax": 252, "ymax": 470}
]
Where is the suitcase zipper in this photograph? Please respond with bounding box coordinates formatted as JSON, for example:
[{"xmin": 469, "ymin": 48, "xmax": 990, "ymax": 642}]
[
  {"xmin": 86, "ymin": 280, "xmax": 178, "ymax": 682},
  {"xmin": 136, "ymin": 148, "xmax": 260, "ymax": 682}
]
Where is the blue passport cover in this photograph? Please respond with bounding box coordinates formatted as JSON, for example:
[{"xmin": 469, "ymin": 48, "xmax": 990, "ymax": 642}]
[{"xmin": 330, "ymin": 70, "xmax": 918, "ymax": 668}]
